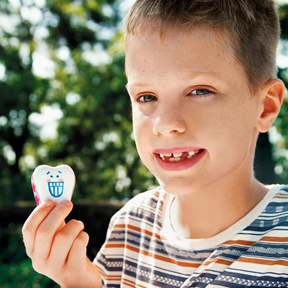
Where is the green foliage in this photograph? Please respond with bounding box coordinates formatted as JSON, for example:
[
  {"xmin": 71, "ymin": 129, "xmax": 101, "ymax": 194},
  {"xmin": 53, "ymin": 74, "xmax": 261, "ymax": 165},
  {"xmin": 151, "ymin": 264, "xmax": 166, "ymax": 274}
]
[
  {"xmin": 280, "ymin": 4, "xmax": 288, "ymax": 39},
  {"xmin": 0, "ymin": 0, "xmax": 288, "ymax": 205},
  {"xmin": 1, "ymin": 1, "xmax": 288, "ymax": 287},
  {"xmin": 0, "ymin": 224, "xmax": 58, "ymax": 287},
  {"xmin": 0, "ymin": 0, "xmax": 156, "ymax": 204},
  {"xmin": 272, "ymin": 4, "xmax": 288, "ymax": 183},
  {"xmin": 0, "ymin": 0, "xmax": 50, "ymax": 203}
]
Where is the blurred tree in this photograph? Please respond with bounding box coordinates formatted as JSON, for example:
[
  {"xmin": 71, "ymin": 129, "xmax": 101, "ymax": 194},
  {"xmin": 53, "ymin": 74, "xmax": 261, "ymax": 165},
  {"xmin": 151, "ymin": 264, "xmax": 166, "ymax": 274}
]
[
  {"xmin": 0, "ymin": 0, "xmax": 156, "ymax": 204},
  {"xmin": 0, "ymin": 0, "xmax": 49, "ymax": 203},
  {"xmin": 1, "ymin": 1, "xmax": 288, "ymax": 205},
  {"xmin": 271, "ymin": 3, "xmax": 288, "ymax": 184}
]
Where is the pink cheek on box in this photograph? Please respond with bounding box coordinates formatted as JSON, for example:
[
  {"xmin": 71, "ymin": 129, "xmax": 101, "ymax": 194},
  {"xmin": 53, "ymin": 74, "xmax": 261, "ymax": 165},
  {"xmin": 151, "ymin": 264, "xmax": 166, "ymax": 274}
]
[
  {"xmin": 58, "ymin": 178, "xmax": 64, "ymax": 182},
  {"xmin": 47, "ymin": 179, "xmax": 51, "ymax": 183}
]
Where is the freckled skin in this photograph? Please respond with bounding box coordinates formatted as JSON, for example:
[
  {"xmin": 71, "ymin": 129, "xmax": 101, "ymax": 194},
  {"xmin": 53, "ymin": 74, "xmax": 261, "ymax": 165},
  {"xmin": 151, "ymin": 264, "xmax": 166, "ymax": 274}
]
[
  {"xmin": 125, "ymin": 26, "xmax": 284, "ymax": 238},
  {"xmin": 126, "ymin": 27, "xmax": 262, "ymax": 195}
]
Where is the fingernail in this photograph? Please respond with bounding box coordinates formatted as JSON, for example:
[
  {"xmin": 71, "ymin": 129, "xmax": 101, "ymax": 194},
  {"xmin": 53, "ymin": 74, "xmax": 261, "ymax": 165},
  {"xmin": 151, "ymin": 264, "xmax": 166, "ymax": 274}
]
[
  {"xmin": 44, "ymin": 199, "xmax": 53, "ymax": 207},
  {"xmin": 78, "ymin": 220, "xmax": 84, "ymax": 228},
  {"xmin": 62, "ymin": 200, "xmax": 72, "ymax": 207}
]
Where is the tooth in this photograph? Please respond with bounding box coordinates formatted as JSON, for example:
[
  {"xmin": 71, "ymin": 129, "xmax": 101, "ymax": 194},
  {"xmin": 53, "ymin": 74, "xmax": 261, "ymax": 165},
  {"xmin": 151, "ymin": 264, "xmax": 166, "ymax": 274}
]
[
  {"xmin": 169, "ymin": 158, "xmax": 175, "ymax": 162},
  {"xmin": 188, "ymin": 151, "xmax": 196, "ymax": 156},
  {"xmin": 160, "ymin": 154, "xmax": 164, "ymax": 159},
  {"xmin": 173, "ymin": 153, "xmax": 182, "ymax": 158},
  {"xmin": 174, "ymin": 157, "xmax": 181, "ymax": 161},
  {"xmin": 163, "ymin": 153, "xmax": 172, "ymax": 157},
  {"xmin": 32, "ymin": 164, "xmax": 75, "ymax": 205},
  {"xmin": 187, "ymin": 155, "xmax": 192, "ymax": 159}
]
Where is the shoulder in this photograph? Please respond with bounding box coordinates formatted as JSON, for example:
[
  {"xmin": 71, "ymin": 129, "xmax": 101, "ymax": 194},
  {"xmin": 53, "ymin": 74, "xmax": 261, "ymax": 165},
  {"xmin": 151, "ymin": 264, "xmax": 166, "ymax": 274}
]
[
  {"xmin": 122, "ymin": 187, "xmax": 165, "ymax": 211},
  {"xmin": 274, "ymin": 184, "xmax": 288, "ymax": 195},
  {"xmin": 266, "ymin": 184, "xmax": 288, "ymax": 212},
  {"xmin": 267, "ymin": 184, "xmax": 288, "ymax": 203},
  {"xmin": 109, "ymin": 187, "xmax": 167, "ymax": 228},
  {"xmin": 257, "ymin": 184, "xmax": 288, "ymax": 228}
]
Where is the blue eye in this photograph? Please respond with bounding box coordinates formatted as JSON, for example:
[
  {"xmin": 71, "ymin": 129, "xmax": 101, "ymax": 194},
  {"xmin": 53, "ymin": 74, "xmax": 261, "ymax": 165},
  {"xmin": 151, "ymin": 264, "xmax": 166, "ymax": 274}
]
[
  {"xmin": 191, "ymin": 89, "xmax": 211, "ymax": 96},
  {"xmin": 138, "ymin": 95, "xmax": 157, "ymax": 102},
  {"xmin": 50, "ymin": 175, "xmax": 53, "ymax": 178}
]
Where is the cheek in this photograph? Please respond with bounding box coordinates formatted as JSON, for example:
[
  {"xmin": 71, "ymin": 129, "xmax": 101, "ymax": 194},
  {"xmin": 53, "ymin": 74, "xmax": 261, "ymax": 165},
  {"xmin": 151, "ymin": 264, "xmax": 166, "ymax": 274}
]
[
  {"xmin": 132, "ymin": 113, "xmax": 153, "ymax": 155},
  {"xmin": 196, "ymin": 105, "xmax": 252, "ymax": 154},
  {"xmin": 210, "ymin": 107, "xmax": 256, "ymax": 158},
  {"xmin": 133, "ymin": 110, "xmax": 152, "ymax": 137}
]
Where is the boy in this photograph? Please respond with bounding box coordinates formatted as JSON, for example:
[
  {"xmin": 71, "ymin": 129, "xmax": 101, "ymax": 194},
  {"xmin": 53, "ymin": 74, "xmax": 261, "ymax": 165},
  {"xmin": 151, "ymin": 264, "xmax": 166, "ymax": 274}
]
[{"xmin": 22, "ymin": 0, "xmax": 288, "ymax": 287}]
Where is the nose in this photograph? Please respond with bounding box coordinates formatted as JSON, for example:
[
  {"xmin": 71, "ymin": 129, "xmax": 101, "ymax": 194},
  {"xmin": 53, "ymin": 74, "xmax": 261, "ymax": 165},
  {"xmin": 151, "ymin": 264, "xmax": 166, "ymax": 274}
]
[{"xmin": 153, "ymin": 104, "xmax": 187, "ymax": 136}]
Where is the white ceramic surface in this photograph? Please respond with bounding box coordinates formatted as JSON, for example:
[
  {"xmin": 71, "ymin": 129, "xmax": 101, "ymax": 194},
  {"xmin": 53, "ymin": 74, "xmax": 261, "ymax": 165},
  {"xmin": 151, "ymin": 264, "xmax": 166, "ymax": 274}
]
[{"xmin": 32, "ymin": 165, "xmax": 75, "ymax": 205}]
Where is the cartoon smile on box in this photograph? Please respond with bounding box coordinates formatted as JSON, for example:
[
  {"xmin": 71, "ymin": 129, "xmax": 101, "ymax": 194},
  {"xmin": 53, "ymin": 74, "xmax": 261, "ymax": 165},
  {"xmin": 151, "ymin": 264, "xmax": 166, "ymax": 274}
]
[{"xmin": 31, "ymin": 165, "xmax": 75, "ymax": 205}]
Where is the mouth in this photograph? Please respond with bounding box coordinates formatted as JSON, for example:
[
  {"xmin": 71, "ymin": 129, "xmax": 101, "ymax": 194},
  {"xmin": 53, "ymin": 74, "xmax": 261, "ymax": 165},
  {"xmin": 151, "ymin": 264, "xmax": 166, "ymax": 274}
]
[
  {"xmin": 157, "ymin": 149, "xmax": 205, "ymax": 162},
  {"xmin": 48, "ymin": 181, "xmax": 64, "ymax": 198}
]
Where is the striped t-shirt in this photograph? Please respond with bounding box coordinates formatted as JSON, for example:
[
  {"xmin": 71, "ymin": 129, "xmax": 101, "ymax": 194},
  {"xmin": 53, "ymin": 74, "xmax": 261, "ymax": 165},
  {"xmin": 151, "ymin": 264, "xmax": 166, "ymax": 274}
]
[{"xmin": 94, "ymin": 185, "xmax": 288, "ymax": 287}]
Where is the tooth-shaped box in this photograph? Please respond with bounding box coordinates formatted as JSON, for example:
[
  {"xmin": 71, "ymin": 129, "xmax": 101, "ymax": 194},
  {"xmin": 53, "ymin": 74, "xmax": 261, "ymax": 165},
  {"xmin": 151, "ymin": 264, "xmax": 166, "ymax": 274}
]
[{"xmin": 31, "ymin": 165, "xmax": 75, "ymax": 205}]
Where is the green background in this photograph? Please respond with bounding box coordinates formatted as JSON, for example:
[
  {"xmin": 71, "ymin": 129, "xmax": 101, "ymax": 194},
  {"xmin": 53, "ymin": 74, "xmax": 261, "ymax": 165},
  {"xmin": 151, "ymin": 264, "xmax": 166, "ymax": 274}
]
[{"xmin": 1, "ymin": 0, "xmax": 288, "ymax": 286}]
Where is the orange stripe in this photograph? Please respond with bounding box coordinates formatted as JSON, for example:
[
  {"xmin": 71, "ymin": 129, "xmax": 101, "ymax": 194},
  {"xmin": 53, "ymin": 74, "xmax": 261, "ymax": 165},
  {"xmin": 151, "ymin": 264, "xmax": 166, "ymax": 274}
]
[
  {"xmin": 105, "ymin": 243, "xmax": 201, "ymax": 268},
  {"xmin": 274, "ymin": 195, "xmax": 288, "ymax": 199},
  {"xmin": 122, "ymin": 281, "xmax": 135, "ymax": 288},
  {"xmin": 261, "ymin": 236, "xmax": 288, "ymax": 243},
  {"xmin": 238, "ymin": 257, "xmax": 288, "ymax": 266},
  {"xmin": 221, "ymin": 240, "xmax": 256, "ymax": 247},
  {"xmin": 204, "ymin": 258, "xmax": 233, "ymax": 266},
  {"xmin": 98, "ymin": 267, "xmax": 122, "ymax": 281},
  {"xmin": 113, "ymin": 224, "xmax": 162, "ymax": 240},
  {"xmin": 123, "ymin": 279, "xmax": 148, "ymax": 288},
  {"xmin": 103, "ymin": 276, "xmax": 122, "ymax": 281},
  {"xmin": 99, "ymin": 275, "xmax": 122, "ymax": 281},
  {"xmin": 154, "ymin": 191, "xmax": 160, "ymax": 197}
]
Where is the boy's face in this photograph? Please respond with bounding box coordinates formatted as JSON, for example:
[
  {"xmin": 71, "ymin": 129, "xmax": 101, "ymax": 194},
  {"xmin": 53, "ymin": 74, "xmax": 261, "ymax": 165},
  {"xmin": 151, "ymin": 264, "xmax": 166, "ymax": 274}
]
[{"xmin": 125, "ymin": 27, "xmax": 264, "ymax": 195}]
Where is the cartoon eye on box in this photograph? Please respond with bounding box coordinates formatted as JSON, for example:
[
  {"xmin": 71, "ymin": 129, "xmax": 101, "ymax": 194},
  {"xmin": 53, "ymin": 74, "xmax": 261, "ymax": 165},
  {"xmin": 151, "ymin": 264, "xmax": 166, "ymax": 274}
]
[{"xmin": 31, "ymin": 165, "xmax": 75, "ymax": 205}]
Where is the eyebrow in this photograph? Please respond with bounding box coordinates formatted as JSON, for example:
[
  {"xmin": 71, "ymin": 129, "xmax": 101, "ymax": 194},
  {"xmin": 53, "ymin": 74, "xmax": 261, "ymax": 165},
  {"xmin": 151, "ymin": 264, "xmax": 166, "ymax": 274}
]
[
  {"xmin": 125, "ymin": 71, "xmax": 223, "ymax": 89},
  {"xmin": 127, "ymin": 71, "xmax": 225, "ymax": 89},
  {"xmin": 126, "ymin": 82, "xmax": 151, "ymax": 88}
]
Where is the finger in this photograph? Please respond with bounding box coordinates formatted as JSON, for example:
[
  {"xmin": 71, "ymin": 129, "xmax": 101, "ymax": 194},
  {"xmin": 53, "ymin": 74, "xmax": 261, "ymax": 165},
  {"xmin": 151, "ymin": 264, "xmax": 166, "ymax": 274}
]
[
  {"xmin": 66, "ymin": 230, "xmax": 90, "ymax": 269},
  {"xmin": 48, "ymin": 220, "xmax": 85, "ymax": 270},
  {"xmin": 22, "ymin": 199, "xmax": 55, "ymax": 256},
  {"xmin": 33, "ymin": 200, "xmax": 73, "ymax": 260},
  {"xmin": 55, "ymin": 220, "xmax": 67, "ymax": 233}
]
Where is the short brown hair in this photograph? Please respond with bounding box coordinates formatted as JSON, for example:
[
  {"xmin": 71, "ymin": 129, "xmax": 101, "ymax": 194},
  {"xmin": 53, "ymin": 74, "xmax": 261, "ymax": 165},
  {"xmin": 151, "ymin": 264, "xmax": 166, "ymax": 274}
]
[{"xmin": 124, "ymin": 0, "xmax": 280, "ymax": 91}]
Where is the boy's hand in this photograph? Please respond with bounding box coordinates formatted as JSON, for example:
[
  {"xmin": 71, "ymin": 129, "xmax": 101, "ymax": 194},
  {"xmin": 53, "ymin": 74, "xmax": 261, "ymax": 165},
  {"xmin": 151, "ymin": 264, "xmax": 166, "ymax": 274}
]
[{"xmin": 22, "ymin": 200, "xmax": 102, "ymax": 288}]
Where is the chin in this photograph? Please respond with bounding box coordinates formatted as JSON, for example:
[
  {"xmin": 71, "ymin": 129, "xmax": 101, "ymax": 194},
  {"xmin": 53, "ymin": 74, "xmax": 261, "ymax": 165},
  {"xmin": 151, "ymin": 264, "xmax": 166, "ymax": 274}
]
[{"xmin": 158, "ymin": 178, "xmax": 196, "ymax": 196}]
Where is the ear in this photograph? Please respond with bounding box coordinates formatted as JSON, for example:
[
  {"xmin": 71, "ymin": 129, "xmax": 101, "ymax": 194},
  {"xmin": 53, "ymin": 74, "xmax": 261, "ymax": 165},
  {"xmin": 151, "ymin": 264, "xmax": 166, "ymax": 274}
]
[{"xmin": 256, "ymin": 79, "xmax": 286, "ymax": 133}]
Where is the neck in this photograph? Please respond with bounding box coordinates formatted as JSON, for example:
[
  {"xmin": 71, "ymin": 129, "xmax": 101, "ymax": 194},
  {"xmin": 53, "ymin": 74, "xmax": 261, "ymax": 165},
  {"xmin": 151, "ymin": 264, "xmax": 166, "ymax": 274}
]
[{"xmin": 169, "ymin": 177, "xmax": 268, "ymax": 239}]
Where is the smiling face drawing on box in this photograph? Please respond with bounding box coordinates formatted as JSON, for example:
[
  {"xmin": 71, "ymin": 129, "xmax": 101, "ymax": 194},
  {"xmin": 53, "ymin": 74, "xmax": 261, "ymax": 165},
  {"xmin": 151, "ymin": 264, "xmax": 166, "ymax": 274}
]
[
  {"xmin": 46, "ymin": 170, "xmax": 64, "ymax": 198},
  {"xmin": 32, "ymin": 165, "xmax": 75, "ymax": 204},
  {"xmin": 125, "ymin": 27, "xmax": 266, "ymax": 196}
]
